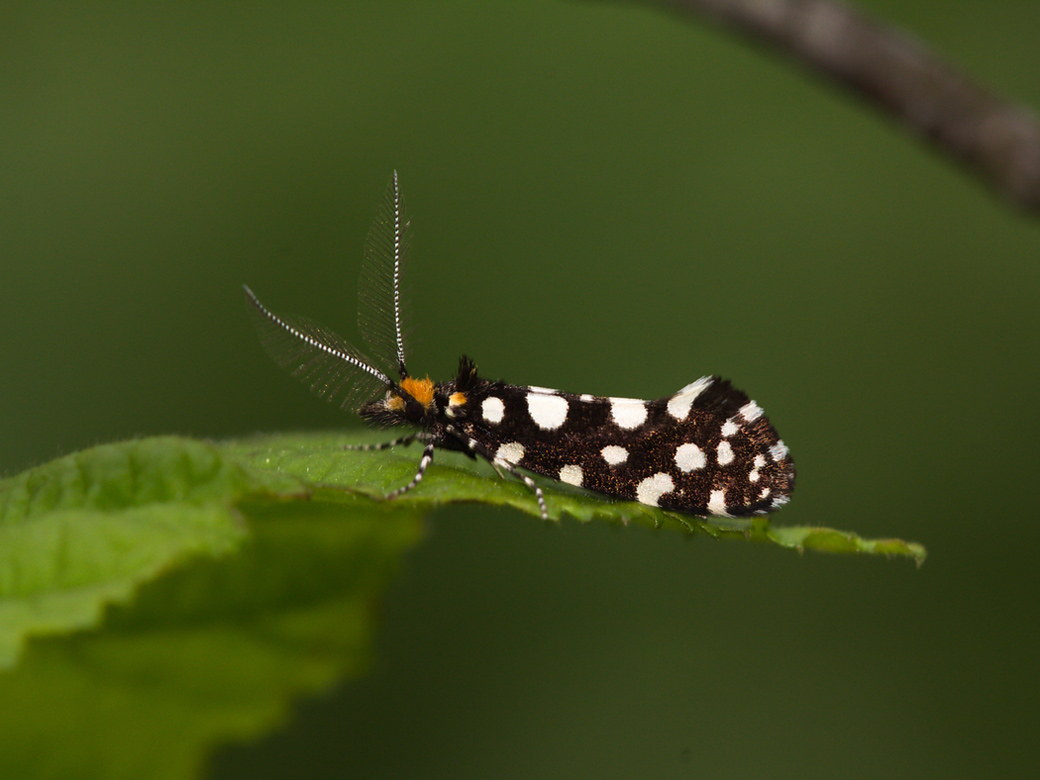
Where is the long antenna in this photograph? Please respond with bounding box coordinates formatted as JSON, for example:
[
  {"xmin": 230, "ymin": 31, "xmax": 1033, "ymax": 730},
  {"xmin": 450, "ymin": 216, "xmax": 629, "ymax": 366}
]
[
  {"xmin": 390, "ymin": 170, "xmax": 407, "ymax": 375},
  {"xmin": 358, "ymin": 172, "xmax": 413, "ymax": 380},
  {"xmin": 243, "ymin": 284, "xmax": 394, "ymax": 412}
]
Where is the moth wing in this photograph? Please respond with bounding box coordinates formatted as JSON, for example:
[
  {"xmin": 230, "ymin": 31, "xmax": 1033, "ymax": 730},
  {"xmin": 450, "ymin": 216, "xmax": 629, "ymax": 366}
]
[{"xmin": 244, "ymin": 285, "xmax": 391, "ymax": 413}]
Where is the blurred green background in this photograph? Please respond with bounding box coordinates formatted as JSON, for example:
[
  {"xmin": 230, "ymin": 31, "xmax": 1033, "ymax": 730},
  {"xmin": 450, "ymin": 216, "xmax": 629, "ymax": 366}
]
[{"xmin": 3, "ymin": 2, "xmax": 1039, "ymax": 778}]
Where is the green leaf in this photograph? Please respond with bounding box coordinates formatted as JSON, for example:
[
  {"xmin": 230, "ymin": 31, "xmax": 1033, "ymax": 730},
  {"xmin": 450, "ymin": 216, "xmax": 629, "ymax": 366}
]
[
  {"xmin": 228, "ymin": 430, "xmax": 927, "ymax": 564},
  {"xmin": 0, "ymin": 436, "xmax": 301, "ymax": 667},
  {"xmin": 0, "ymin": 496, "xmax": 424, "ymax": 780},
  {"xmin": 0, "ymin": 430, "xmax": 923, "ymax": 780},
  {"xmin": 0, "ymin": 436, "xmax": 425, "ymax": 780}
]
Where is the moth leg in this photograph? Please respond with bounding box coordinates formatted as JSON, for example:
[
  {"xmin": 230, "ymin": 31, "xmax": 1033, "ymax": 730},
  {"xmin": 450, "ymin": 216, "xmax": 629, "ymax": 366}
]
[
  {"xmin": 383, "ymin": 442, "xmax": 436, "ymax": 501},
  {"xmin": 441, "ymin": 427, "xmax": 547, "ymax": 519},
  {"xmin": 343, "ymin": 433, "xmax": 423, "ymax": 452},
  {"xmin": 493, "ymin": 460, "xmax": 548, "ymax": 521}
]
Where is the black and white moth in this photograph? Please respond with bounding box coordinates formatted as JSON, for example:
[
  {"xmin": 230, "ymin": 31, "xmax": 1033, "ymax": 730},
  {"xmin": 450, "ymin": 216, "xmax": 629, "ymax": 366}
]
[{"xmin": 244, "ymin": 173, "xmax": 795, "ymax": 519}]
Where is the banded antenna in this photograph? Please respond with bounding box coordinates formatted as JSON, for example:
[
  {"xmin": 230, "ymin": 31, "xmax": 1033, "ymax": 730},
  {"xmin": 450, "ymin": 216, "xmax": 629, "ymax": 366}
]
[{"xmin": 358, "ymin": 170, "xmax": 412, "ymax": 380}]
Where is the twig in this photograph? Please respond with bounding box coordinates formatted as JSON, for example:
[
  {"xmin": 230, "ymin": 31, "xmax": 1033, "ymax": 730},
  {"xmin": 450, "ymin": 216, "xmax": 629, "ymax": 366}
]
[{"xmin": 645, "ymin": 0, "xmax": 1040, "ymax": 212}]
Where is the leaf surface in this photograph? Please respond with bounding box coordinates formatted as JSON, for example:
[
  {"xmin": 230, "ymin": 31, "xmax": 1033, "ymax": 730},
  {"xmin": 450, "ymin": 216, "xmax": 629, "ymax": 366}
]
[
  {"xmin": 0, "ymin": 432, "xmax": 923, "ymax": 779},
  {"xmin": 229, "ymin": 430, "xmax": 927, "ymax": 564},
  {"xmin": 0, "ymin": 436, "xmax": 424, "ymax": 779}
]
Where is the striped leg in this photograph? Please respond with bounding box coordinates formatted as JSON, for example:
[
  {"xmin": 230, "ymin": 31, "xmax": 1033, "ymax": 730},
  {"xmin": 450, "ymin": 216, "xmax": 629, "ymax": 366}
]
[
  {"xmin": 383, "ymin": 442, "xmax": 436, "ymax": 501},
  {"xmin": 343, "ymin": 433, "xmax": 422, "ymax": 452},
  {"xmin": 495, "ymin": 459, "xmax": 548, "ymax": 520},
  {"xmin": 444, "ymin": 426, "xmax": 549, "ymax": 520}
]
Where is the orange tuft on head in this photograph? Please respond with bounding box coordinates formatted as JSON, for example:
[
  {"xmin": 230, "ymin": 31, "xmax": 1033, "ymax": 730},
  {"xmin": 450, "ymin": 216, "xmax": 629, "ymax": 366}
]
[
  {"xmin": 400, "ymin": 376, "xmax": 435, "ymax": 410},
  {"xmin": 449, "ymin": 391, "xmax": 467, "ymax": 407}
]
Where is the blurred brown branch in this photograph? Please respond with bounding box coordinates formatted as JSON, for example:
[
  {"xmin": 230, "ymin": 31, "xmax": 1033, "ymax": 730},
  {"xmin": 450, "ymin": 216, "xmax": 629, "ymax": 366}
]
[{"xmin": 644, "ymin": 0, "xmax": 1040, "ymax": 213}]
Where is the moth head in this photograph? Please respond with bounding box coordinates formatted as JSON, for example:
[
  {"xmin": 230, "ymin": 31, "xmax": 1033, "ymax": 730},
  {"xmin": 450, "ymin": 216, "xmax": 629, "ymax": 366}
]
[{"xmin": 360, "ymin": 376, "xmax": 436, "ymax": 427}]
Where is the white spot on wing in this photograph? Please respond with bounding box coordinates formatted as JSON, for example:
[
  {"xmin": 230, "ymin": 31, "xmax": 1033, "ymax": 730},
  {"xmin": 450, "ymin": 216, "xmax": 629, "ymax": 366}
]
[
  {"xmin": 721, "ymin": 420, "xmax": 739, "ymax": 438},
  {"xmin": 527, "ymin": 385, "xmax": 557, "ymax": 394},
  {"xmin": 707, "ymin": 489, "xmax": 731, "ymax": 516},
  {"xmin": 717, "ymin": 441, "xmax": 735, "ymax": 466},
  {"xmin": 636, "ymin": 473, "xmax": 674, "ymax": 507},
  {"xmin": 559, "ymin": 464, "xmax": 583, "ymax": 486},
  {"xmin": 610, "ymin": 397, "xmax": 648, "ymax": 429},
  {"xmin": 674, "ymin": 443, "xmax": 705, "ymax": 472},
  {"xmin": 749, "ymin": 469, "xmax": 760, "ymax": 483},
  {"xmin": 495, "ymin": 441, "xmax": 525, "ymax": 466},
  {"xmin": 579, "ymin": 394, "xmax": 595, "ymax": 402},
  {"xmin": 769, "ymin": 440, "xmax": 789, "ymax": 462},
  {"xmin": 482, "ymin": 396, "xmax": 505, "ymax": 424},
  {"xmin": 527, "ymin": 392, "xmax": 568, "ymax": 430},
  {"xmin": 666, "ymin": 377, "xmax": 712, "ymax": 420},
  {"xmin": 601, "ymin": 445, "xmax": 629, "ymax": 466},
  {"xmin": 753, "ymin": 454, "xmax": 766, "ymax": 469},
  {"xmin": 739, "ymin": 401, "xmax": 763, "ymax": 422}
]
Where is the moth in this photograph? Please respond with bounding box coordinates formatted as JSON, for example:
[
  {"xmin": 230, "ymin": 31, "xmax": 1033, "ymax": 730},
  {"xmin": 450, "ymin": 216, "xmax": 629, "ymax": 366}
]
[{"xmin": 244, "ymin": 173, "xmax": 795, "ymax": 519}]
